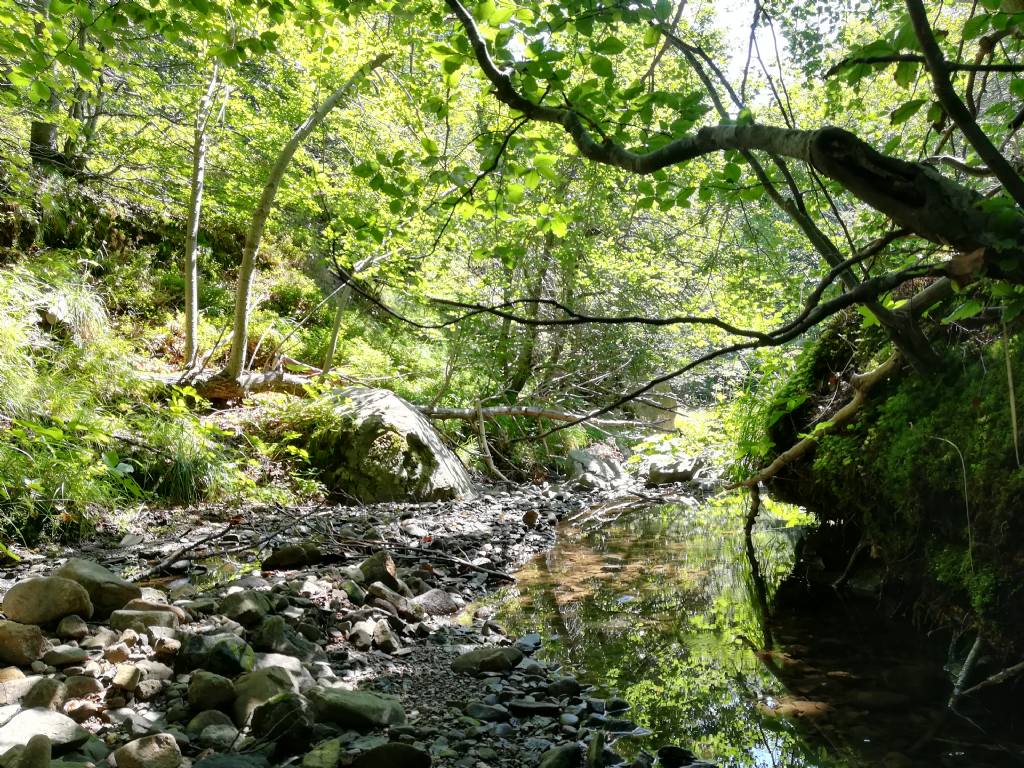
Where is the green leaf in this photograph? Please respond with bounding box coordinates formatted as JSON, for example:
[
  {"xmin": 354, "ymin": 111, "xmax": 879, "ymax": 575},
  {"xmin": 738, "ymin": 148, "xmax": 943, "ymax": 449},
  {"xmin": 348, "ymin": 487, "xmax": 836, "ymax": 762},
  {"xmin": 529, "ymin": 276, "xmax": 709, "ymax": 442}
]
[
  {"xmin": 894, "ymin": 60, "xmax": 918, "ymax": 88},
  {"xmin": 942, "ymin": 299, "xmax": 984, "ymax": 324},
  {"xmin": 962, "ymin": 14, "xmax": 992, "ymax": 40},
  {"xmin": 507, "ymin": 183, "xmax": 524, "ymax": 203},
  {"xmin": 28, "ymin": 79, "xmax": 50, "ymax": 103},
  {"xmin": 550, "ymin": 215, "xmax": 569, "ymax": 237},
  {"xmin": 594, "ymin": 36, "xmax": 627, "ymax": 55},
  {"xmin": 590, "ymin": 54, "xmax": 614, "ymax": 79},
  {"xmin": 890, "ymin": 98, "xmax": 926, "ymax": 124}
]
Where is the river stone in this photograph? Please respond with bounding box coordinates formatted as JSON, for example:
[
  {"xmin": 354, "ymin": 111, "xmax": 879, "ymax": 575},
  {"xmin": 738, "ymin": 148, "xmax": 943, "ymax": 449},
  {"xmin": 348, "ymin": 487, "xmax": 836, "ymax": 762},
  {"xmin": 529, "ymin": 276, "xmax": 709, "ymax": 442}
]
[
  {"xmin": 465, "ymin": 702, "xmax": 509, "ymax": 722},
  {"xmin": 0, "ymin": 709, "xmax": 89, "ymax": 752},
  {"xmin": 297, "ymin": 387, "xmax": 474, "ymax": 502},
  {"xmin": 122, "ymin": 599, "xmax": 188, "ymax": 623},
  {"xmin": 232, "ymin": 666, "xmax": 296, "ymax": 726},
  {"xmin": 358, "ymin": 552, "xmax": 401, "ymax": 591},
  {"xmin": 411, "ymin": 588, "xmax": 458, "ymax": 616},
  {"xmin": 193, "ymin": 755, "xmax": 269, "ymax": 768},
  {"xmin": 112, "ymin": 733, "xmax": 182, "ymax": 768},
  {"xmin": 219, "ymin": 591, "xmax": 272, "ymax": 627},
  {"xmin": 451, "ymin": 646, "xmax": 523, "ymax": 674},
  {"xmin": 198, "ymin": 723, "xmax": 238, "ymax": 751},
  {"xmin": 109, "ymin": 610, "xmax": 179, "ymax": 632},
  {"xmin": 22, "ymin": 678, "xmax": 65, "ymax": 710},
  {"xmin": 53, "ymin": 559, "xmax": 141, "ymax": 618},
  {"xmin": 56, "ymin": 615, "xmax": 90, "ymax": 641},
  {"xmin": 0, "ymin": 621, "xmax": 47, "ymax": 666},
  {"xmin": 2, "ymin": 577, "xmax": 94, "ymax": 625},
  {"xmin": 64, "ymin": 676, "xmax": 103, "ymax": 699},
  {"xmin": 185, "ymin": 709, "xmax": 234, "ymax": 736},
  {"xmin": 301, "ymin": 738, "xmax": 341, "ymax": 768},
  {"xmin": 43, "ymin": 645, "xmax": 88, "ymax": 667},
  {"xmin": 112, "ymin": 664, "xmax": 142, "ymax": 691},
  {"xmin": 0, "ymin": 674, "xmax": 40, "ymax": 705},
  {"xmin": 253, "ymin": 653, "xmax": 316, "ymax": 691},
  {"xmin": 249, "ymin": 693, "xmax": 314, "ymax": 755},
  {"xmin": 4, "ymin": 733, "xmax": 52, "ymax": 768},
  {"xmin": 177, "ymin": 634, "xmax": 255, "ymax": 677},
  {"xmin": 251, "ymin": 616, "xmax": 320, "ymax": 662},
  {"xmin": 262, "ymin": 544, "xmax": 321, "ymax": 571},
  {"xmin": 306, "ymin": 686, "xmax": 406, "ymax": 731},
  {"xmin": 656, "ymin": 745, "xmax": 699, "ymax": 767},
  {"xmin": 351, "ymin": 743, "xmax": 431, "ymax": 768},
  {"xmin": 538, "ymin": 744, "xmax": 583, "ymax": 768},
  {"xmin": 188, "ymin": 670, "xmax": 235, "ymax": 711}
]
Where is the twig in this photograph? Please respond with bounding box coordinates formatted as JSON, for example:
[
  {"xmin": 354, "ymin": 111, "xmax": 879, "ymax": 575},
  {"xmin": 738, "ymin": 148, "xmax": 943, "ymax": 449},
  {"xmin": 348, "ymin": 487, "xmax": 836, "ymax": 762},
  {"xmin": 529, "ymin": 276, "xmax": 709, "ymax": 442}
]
[{"xmin": 137, "ymin": 521, "xmax": 236, "ymax": 579}]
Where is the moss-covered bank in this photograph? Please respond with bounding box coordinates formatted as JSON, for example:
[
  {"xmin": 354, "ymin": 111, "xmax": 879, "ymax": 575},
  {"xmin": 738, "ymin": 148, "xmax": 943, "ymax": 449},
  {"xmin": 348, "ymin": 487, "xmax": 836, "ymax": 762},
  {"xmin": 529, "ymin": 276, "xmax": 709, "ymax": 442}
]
[{"xmin": 756, "ymin": 312, "xmax": 1024, "ymax": 651}]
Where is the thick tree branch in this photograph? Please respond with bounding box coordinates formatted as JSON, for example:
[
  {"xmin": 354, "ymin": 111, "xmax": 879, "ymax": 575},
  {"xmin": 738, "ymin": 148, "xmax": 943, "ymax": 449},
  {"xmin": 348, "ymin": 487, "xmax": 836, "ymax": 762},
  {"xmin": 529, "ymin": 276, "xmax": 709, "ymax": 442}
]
[{"xmin": 825, "ymin": 54, "xmax": 1024, "ymax": 78}]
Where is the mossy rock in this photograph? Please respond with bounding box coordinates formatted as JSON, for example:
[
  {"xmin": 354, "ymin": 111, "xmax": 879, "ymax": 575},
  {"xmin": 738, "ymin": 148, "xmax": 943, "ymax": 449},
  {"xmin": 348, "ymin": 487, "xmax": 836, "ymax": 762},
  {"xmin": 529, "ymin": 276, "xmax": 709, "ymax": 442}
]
[{"xmin": 296, "ymin": 388, "xmax": 474, "ymax": 503}]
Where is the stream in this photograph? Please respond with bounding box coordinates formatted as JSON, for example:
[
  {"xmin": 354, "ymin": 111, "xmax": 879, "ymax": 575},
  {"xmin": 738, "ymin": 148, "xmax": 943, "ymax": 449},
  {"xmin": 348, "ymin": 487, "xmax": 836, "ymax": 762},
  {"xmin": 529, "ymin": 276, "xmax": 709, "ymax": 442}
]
[{"xmin": 490, "ymin": 492, "xmax": 1021, "ymax": 768}]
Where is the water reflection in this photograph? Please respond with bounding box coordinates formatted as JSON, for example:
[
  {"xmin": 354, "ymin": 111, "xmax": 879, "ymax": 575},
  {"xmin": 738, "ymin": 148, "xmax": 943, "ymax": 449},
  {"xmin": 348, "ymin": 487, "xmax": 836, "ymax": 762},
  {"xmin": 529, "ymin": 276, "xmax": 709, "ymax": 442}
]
[{"xmin": 495, "ymin": 492, "xmax": 847, "ymax": 767}]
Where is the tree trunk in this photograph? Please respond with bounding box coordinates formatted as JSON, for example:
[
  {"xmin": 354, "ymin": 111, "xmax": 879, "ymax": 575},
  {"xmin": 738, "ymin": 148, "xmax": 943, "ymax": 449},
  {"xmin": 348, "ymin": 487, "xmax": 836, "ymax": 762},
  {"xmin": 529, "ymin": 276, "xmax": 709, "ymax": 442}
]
[
  {"xmin": 224, "ymin": 53, "xmax": 390, "ymax": 381},
  {"xmin": 321, "ymin": 287, "xmax": 352, "ymax": 375},
  {"xmin": 184, "ymin": 64, "xmax": 220, "ymax": 367}
]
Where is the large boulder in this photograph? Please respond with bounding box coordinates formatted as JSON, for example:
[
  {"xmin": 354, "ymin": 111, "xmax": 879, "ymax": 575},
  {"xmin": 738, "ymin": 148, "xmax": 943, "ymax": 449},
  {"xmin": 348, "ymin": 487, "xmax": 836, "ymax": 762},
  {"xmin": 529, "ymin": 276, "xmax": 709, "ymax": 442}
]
[
  {"xmin": 0, "ymin": 622, "xmax": 47, "ymax": 666},
  {"xmin": 53, "ymin": 559, "xmax": 140, "ymax": 618},
  {"xmin": 0, "ymin": 708, "xmax": 89, "ymax": 752},
  {"xmin": 566, "ymin": 447, "xmax": 626, "ymax": 490},
  {"xmin": 306, "ymin": 687, "xmax": 405, "ymax": 731},
  {"xmin": 292, "ymin": 388, "xmax": 474, "ymax": 503},
  {"xmin": 2, "ymin": 577, "xmax": 93, "ymax": 625}
]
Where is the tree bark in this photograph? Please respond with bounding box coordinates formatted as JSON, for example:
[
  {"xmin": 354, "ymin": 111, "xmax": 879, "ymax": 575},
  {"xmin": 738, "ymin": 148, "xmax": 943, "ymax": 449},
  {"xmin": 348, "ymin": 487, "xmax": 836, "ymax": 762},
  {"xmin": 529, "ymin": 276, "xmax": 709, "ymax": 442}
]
[
  {"xmin": 224, "ymin": 53, "xmax": 390, "ymax": 380},
  {"xmin": 184, "ymin": 63, "xmax": 221, "ymax": 367}
]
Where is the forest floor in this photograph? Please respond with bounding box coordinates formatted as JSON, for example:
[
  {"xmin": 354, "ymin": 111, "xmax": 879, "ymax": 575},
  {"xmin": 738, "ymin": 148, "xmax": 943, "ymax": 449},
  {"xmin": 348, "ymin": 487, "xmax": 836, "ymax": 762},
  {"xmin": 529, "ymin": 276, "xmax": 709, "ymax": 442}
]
[{"xmin": 0, "ymin": 483, "xmax": 683, "ymax": 768}]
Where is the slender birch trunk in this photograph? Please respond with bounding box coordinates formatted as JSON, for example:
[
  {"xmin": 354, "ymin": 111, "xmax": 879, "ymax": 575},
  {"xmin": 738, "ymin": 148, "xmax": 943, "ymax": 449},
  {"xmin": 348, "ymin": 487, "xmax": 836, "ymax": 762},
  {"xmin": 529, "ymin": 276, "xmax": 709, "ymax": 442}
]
[
  {"xmin": 225, "ymin": 53, "xmax": 390, "ymax": 380},
  {"xmin": 184, "ymin": 63, "xmax": 220, "ymax": 367}
]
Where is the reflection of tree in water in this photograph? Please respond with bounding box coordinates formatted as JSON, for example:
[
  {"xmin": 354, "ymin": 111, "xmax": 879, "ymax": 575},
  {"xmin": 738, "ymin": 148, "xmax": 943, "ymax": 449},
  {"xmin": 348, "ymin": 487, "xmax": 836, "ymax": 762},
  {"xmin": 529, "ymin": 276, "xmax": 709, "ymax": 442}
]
[{"xmin": 498, "ymin": 496, "xmax": 840, "ymax": 767}]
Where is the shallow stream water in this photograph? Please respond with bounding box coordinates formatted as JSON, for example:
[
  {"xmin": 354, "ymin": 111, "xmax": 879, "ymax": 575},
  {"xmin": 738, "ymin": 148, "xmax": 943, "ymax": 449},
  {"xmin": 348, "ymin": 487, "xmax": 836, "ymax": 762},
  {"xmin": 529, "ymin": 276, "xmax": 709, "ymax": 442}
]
[{"xmin": 492, "ymin": 492, "xmax": 1021, "ymax": 767}]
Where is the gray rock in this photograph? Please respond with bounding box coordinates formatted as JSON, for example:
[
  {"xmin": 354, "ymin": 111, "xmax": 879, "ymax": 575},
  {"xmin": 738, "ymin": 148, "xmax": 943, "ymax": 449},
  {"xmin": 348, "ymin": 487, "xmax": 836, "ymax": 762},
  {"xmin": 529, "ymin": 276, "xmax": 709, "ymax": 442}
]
[
  {"xmin": 298, "ymin": 387, "xmax": 474, "ymax": 502},
  {"xmin": 250, "ymin": 693, "xmax": 314, "ymax": 755},
  {"xmin": 197, "ymin": 723, "xmax": 238, "ymax": 751},
  {"xmin": 0, "ymin": 621, "xmax": 47, "ymax": 666},
  {"xmin": 451, "ymin": 646, "xmax": 523, "ymax": 675},
  {"xmin": 193, "ymin": 755, "xmax": 269, "ymax": 768},
  {"xmin": 218, "ymin": 591, "xmax": 271, "ymax": 627},
  {"xmin": 53, "ymin": 559, "xmax": 140, "ymax": 618},
  {"xmin": 464, "ymin": 702, "xmax": 509, "ymax": 722},
  {"xmin": 251, "ymin": 616, "xmax": 320, "ymax": 662},
  {"xmin": 22, "ymin": 678, "xmax": 65, "ymax": 710},
  {"xmin": 0, "ymin": 709, "xmax": 89, "ymax": 752},
  {"xmin": 42, "ymin": 645, "xmax": 88, "ymax": 667},
  {"xmin": 0, "ymin": 674, "xmax": 42, "ymax": 706},
  {"xmin": 253, "ymin": 653, "xmax": 315, "ymax": 692},
  {"xmin": 358, "ymin": 552, "xmax": 401, "ymax": 592},
  {"xmin": 188, "ymin": 670, "xmax": 235, "ymax": 711},
  {"xmin": 55, "ymin": 616, "xmax": 89, "ymax": 641},
  {"xmin": 185, "ymin": 709, "xmax": 234, "ymax": 737},
  {"xmin": 63, "ymin": 676, "xmax": 102, "ymax": 700},
  {"xmin": 367, "ymin": 583, "xmax": 424, "ymax": 622},
  {"xmin": 301, "ymin": 738, "xmax": 341, "ymax": 768},
  {"xmin": 176, "ymin": 634, "xmax": 254, "ymax": 678},
  {"xmin": 112, "ymin": 733, "xmax": 182, "ymax": 768},
  {"xmin": 112, "ymin": 664, "xmax": 142, "ymax": 692},
  {"xmin": 109, "ymin": 610, "xmax": 179, "ymax": 632},
  {"xmin": 232, "ymin": 666, "xmax": 296, "ymax": 726},
  {"xmin": 2, "ymin": 577, "xmax": 94, "ymax": 625},
  {"xmin": 646, "ymin": 457, "xmax": 703, "ymax": 486},
  {"xmin": 411, "ymin": 589, "xmax": 458, "ymax": 616},
  {"xmin": 539, "ymin": 744, "xmax": 583, "ymax": 768},
  {"xmin": 372, "ymin": 620, "xmax": 401, "ymax": 654},
  {"xmin": 656, "ymin": 745, "xmax": 699, "ymax": 768},
  {"xmin": 261, "ymin": 544, "xmax": 321, "ymax": 571},
  {"xmin": 351, "ymin": 743, "xmax": 431, "ymax": 767},
  {"xmin": 307, "ymin": 686, "xmax": 406, "ymax": 731},
  {"xmin": 6, "ymin": 733, "xmax": 51, "ymax": 768}
]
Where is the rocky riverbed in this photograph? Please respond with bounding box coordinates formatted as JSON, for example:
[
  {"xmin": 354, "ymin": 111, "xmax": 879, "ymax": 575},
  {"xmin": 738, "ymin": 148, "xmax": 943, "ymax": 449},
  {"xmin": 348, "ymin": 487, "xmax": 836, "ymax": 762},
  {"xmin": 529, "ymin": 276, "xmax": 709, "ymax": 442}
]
[{"xmin": 0, "ymin": 486, "xmax": 708, "ymax": 768}]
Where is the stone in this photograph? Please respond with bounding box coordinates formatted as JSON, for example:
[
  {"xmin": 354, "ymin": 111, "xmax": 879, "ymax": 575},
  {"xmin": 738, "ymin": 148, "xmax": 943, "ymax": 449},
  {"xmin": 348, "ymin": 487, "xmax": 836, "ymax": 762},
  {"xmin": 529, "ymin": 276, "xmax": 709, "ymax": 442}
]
[
  {"xmin": 411, "ymin": 589, "xmax": 458, "ymax": 616},
  {"xmin": 198, "ymin": 723, "xmax": 239, "ymax": 750},
  {"xmin": 176, "ymin": 634, "xmax": 254, "ymax": 677},
  {"xmin": 232, "ymin": 666, "xmax": 296, "ymax": 726},
  {"xmin": 367, "ymin": 583, "xmax": 424, "ymax": 622},
  {"xmin": 0, "ymin": 709, "xmax": 89, "ymax": 752},
  {"xmin": 104, "ymin": 643, "xmax": 131, "ymax": 663},
  {"xmin": 22, "ymin": 678, "xmax": 65, "ymax": 710},
  {"xmin": 251, "ymin": 616, "xmax": 320, "ymax": 662},
  {"xmin": 464, "ymin": 702, "xmax": 509, "ymax": 722},
  {"xmin": 299, "ymin": 387, "xmax": 475, "ymax": 502},
  {"xmin": 347, "ymin": 621, "xmax": 374, "ymax": 651},
  {"xmin": 63, "ymin": 676, "xmax": 102, "ymax": 699},
  {"xmin": 340, "ymin": 581, "xmax": 366, "ymax": 605},
  {"xmin": 64, "ymin": 698, "xmax": 103, "ymax": 722},
  {"xmin": 79, "ymin": 628, "xmax": 119, "ymax": 650},
  {"xmin": 53, "ymin": 559, "xmax": 141, "ymax": 618},
  {"xmin": 515, "ymin": 633, "xmax": 542, "ymax": 653},
  {"xmin": 262, "ymin": 544, "xmax": 321, "ymax": 571},
  {"xmin": 566, "ymin": 447, "xmax": 626, "ymax": 490},
  {"xmin": 253, "ymin": 653, "xmax": 315, "ymax": 692},
  {"xmin": 7, "ymin": 733, "xmax": 51, "ymax": 768},
  {"xmin": 539, "ymin": 744, "xmax": 583, "ymax": 768},
  {"xmin": 185, "ymin": 709, "xmax": 234, "ymax": 736},
  {"xmin": 56, "ymin": 616, "xmax": 89, "ymax": 641},
  {"xmin": 0, "ymin": 621, "xmax": 47, "ymax": 666},
  {"xmin": 219, "ymin": 591, "xmax": 272, "ymax": 627},
  {"xmin": 301, "ymin": 738, "xmax": 341, "ymax": 768},
  {"xmin": 43, "ymin": 645, "xmax": 88, "ymax": 667},
  {"xmin": 307, "ymin": 687, "xmax": 406, "ymax": 731},
  {"xmin": 351, "ymin": 743, "xmax": 431, "ymax": 767},
  {"xmin": 109, "ymin": 610, "xmax": 179, "ymax": 632},
  {"xmin": 358, "ymin": 552, "xmax": 401, "ymax": 592},
  {"xmin": 2, "ymin": 577, "xmax": 94, "ymax": 626},
  {"xmin": 646, "ymin": 457, "xmax": 702, "ymax": 487},
  {"xmin": 193, "ymin": 755, "xmax": 269, "ymax": 768},
  {"xmin": 112, "ymin": 664, "xmax": 142, "ymax": 692},
  {"xmin": 122, "ymin": 599, "xmax": 188, "ymax": 623},
  {"xmin": 0, "ymin": 674, "xmax": 39, "ymax": 706},
  {"xmin": 451, "ymin": 646, "xmax": 523, "ymax": 675},
  {"xmin": 509, "ymin": 699, "xmax": 562, "ymax": 717},
  {"xmin": 548, "ymin": 677, "xmax": 582, "ymax": 697},
  {"xmin": 112, "ymin": 733, "xmax": 182, "ymax": 768},
  {"xmin": 372, "ymin": 620, "xmax": 401, "ymax": 654},
  {"xmin": 249, "ymin": 693, "xmax": 314, "ymax": 755},
  {"xmin": 187, "ymin": 670, "xmax": 235, "ymax": 711}
]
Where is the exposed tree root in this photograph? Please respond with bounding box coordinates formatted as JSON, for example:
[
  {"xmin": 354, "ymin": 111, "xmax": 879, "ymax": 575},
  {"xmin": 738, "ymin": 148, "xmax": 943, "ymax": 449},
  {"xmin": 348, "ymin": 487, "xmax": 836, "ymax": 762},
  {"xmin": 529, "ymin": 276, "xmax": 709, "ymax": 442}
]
[{"xmin": 736, "ymin": 351, "xmax": 902, "ymax": 488}]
